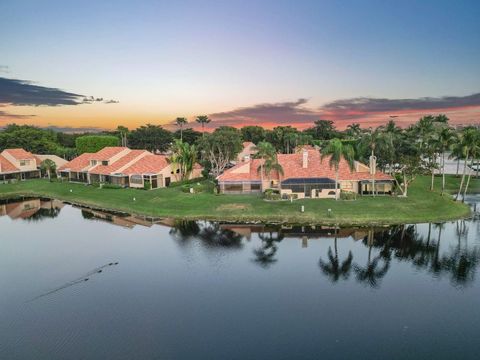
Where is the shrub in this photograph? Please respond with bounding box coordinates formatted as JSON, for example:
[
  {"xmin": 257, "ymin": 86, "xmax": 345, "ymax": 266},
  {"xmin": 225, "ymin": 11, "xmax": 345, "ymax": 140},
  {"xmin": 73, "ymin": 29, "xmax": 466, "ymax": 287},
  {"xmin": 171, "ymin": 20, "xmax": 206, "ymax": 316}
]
[
  {"xmin": 102, "ymin": 183, "xmax": 122, "ymax": 189},
  {"xmin": 340, "ymin": 190, "xmax": 356, "ymax": 200},
  {"xmin": 264, "ymin": 189, "xmax": 281, "ymax": 200},
  {"xmin": 75, "ymin": 135, "xmax": 119, "ymax": 154}
]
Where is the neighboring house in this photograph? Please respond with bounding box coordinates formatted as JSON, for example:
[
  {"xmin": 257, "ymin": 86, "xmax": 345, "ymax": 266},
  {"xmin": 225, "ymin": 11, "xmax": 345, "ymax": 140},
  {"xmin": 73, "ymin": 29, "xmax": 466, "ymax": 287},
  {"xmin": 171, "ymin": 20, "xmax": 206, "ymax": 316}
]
[
  {"xmin": 0, "ymin": 148, "xmax": 41, "ymax": 181},
  {"xmin": 0, "ymin": 198, "xmax": 64, "ymax": 220},
  {"xmin": 217, "ymin": 147, "xmax": 393, "ymax": 198},
  {"xmin": 35, "ymin": 154, "xmax": 68, "ymax": 170},
  {"xmin": 58, "ymin": 147, "xmax": 202, "ymax": 189},
  {"xmin": 236, "ymin": 142, "xmax": 257, "ymax": 163}
]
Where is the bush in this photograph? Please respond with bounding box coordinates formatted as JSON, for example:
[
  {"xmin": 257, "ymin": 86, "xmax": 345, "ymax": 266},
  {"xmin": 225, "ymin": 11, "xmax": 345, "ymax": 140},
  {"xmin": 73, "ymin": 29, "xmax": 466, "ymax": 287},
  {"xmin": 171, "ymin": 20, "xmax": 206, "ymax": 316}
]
[
  {"xmin": 264, "ymin": 189, "xmax": 281, "ymax": 200},
  {"xmin": 340, "ymin": 191, "xmax": 356, "ymax": 200},
  {"xmin": 75, "ymin": 135, "xmax": 120, "ymax": 154},
  {"xmin": 101, "ymin": 183, "xmax": 122, "ymax": 189},
  {"xmin": 180, "ymin": 181, "xmax": 215, "ymax": 194},
  {"xmin": 144, "ymin": 180, "xmax": 151, "ymax": 190}
]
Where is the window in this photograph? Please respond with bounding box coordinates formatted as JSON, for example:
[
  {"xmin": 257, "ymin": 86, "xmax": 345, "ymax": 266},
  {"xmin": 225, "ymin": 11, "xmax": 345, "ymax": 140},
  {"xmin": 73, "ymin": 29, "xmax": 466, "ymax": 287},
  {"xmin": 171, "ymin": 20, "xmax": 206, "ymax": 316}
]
[
  {"xmin": 130, "ymin": 175, "xmax": 143, "ymax": 184},
  {"xmin": 20, "ymin": 160, "xmax": 30, "ymax": 166},
  {"xmin": 90, "ymin": 160, "xmax": 97, "ymax": 166},
  {"xmin": 224, "ymin": 183, "xmax": 243, "ymax": 192},
  {"xmin": 250, "ymin": 183, "xmax": 261, "ymax": 191},
  {"xmin": 102, "ymin": 160, "xmax": 109, "ymax": 166}
]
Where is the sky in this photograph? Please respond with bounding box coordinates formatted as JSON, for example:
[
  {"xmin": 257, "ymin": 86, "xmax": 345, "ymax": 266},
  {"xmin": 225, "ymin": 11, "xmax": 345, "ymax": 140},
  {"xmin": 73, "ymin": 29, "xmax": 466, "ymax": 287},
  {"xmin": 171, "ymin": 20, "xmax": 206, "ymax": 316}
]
[{"xmin": 0, "ymin": 0, "xmax": 479, "ymax": 131}]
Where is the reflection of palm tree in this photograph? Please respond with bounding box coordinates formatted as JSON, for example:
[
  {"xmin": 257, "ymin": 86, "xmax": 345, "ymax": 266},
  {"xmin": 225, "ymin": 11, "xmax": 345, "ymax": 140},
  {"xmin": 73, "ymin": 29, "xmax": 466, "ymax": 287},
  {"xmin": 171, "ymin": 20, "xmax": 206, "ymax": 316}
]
[
  {"xmin": 199, "ymin": 222, "xmax": 243, "ymax": 248},
  {"xmin": 253, "ymin": 229, "xmax": 284, "ymax": 268},
  {"xmin": 354, "ymin": 229, "xmax": 390, "ymax": 288},
  {"xmin": 319, "ymin": 228, "xmax": 353, "ymax": 282},
  {"xmin": 170, "ymin": 220, "xmax": 201, "ymax": 245}
]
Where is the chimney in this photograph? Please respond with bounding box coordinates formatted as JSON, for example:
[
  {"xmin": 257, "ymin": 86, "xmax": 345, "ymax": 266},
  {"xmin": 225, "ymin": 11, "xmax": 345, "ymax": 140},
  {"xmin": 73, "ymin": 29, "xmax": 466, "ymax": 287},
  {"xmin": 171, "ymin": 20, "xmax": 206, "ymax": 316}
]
[{"xmin": 302, "ymin": 149, "xmax": 308, "ymax": 168}]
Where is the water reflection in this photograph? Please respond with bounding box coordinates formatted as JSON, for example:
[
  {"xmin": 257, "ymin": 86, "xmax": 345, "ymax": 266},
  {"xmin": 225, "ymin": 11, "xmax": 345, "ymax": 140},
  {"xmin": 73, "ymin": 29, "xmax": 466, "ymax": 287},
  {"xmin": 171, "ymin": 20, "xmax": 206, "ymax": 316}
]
[{"xmin": 2, "ymin": 197, "xmax": 480, "ymax": 288}]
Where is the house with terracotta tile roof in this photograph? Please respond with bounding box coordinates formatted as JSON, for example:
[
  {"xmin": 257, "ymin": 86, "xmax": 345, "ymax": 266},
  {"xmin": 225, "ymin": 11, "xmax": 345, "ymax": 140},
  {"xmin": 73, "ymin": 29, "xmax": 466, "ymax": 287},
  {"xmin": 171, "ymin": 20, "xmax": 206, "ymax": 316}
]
[
  {"xmin": 217, "ymin": 147, "xmax": 393, "ymax": 198},
  {"xmin": 0, "ymin": 148, "xmax": 41, "ymax": 181},
  {"xmin": 58, "ymin": 147, "xmax": 202, "ymax": 189},
  {"xmin": 236, "ymin": 142, "xmax": 257, "ymax": 163}
]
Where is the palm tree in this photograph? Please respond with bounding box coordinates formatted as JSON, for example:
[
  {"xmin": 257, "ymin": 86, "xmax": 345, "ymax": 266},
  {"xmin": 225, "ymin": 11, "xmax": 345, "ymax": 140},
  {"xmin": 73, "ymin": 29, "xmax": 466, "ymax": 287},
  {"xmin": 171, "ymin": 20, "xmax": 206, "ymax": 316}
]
[
  {"xmin": 40, "ymin": 159, "xmax": 56, "ymax": 181},
  {"xmin": 195, "ymin": 115, "xmax": 211, "ymax": 137},
  {"xmin": 168, "ymin": 139, "xmax": 197, "ymax": 181},
  {"xmin": 253, "ymin": 141, "xmax": 277, "ymax": 192},
  {"xmin": 359, "ymin": 128, "xmax": 383, "ymax": 196},
  {"xmin": 116, "ymin": 126, "xmax": 129, "ymax": 147},
  {"xmin": 319, "ymin": 227, "xmax": 353, "ymax": 282},
  {"xmin": 175, "ymin": 117, "xmax": 188, "ymax": 142},
  {"xmin": 437, "ymin": 126, "xmax": 456, "ymax": 195},
  {"xmin": 462, "ymin": 128, "xmax": 480, "ymax": 198},
  {"xmin": 449, "ymin": 139, "xmax": 465, "ymax": 177},
  {"xmin": 321, "ymin": 139, "xmax": 355, "ymax": 200},
  {"xmin": 456, "ymin": 128, "xmax": 478, "ymax": 200},
  {"xmin": 346, "ymin": 123, "xmax": 362, "ymax": 138}
]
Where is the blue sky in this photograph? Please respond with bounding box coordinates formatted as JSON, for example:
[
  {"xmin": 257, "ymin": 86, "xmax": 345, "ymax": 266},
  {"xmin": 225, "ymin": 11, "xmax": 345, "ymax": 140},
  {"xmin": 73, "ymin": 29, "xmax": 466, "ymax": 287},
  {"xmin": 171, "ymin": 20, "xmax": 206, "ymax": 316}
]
[{"xmin": 1, "ymin": 0, "xmax": 479, "ymax": 129}]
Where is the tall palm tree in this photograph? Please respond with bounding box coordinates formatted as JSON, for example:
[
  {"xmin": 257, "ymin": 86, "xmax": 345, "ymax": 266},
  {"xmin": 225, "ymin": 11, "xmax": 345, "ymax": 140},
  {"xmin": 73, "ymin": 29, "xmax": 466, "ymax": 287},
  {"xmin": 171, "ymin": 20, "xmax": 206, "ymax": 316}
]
[
  {"xmin": 117, "ymin": 126, "xmax": 129, "ymax": 147},
  {"xmin": 321, "ymin": 138, "xmax": 355, "ymax": 200},
  {"xmin": 253, "ymin": 141, "xmax": 277, "ymax": 191},
  {"xmin": 175, "ymin": 117, "xmax": 188, "ymax": 142},
  {"xmin": 462, "ymin": 129, "xmax": 480, "ymax": 198},
  {"xmin": 437, "ymin": 126, "xmax": 456, "ymax": 195},
  {"xmin": 456, "ymin": 128, "xmax": 478, "ymax": 200},
  {"xmin": 195, "ymin": 115, "xmax": 211, "ymax": 137},
  {"xmin": 359, "ymin": 128, "xmax": 383, "ymax": 196},
  {"xmin": 346, "ymin": 123, "xmax": 362, "ymax": 138},
  {"xmin": 319, "ymin": 228, "xmax": 353, "ymax": 282},
  {"xmin": 40, "ymin": 159, "xmax": 56, "ymax": 181}
]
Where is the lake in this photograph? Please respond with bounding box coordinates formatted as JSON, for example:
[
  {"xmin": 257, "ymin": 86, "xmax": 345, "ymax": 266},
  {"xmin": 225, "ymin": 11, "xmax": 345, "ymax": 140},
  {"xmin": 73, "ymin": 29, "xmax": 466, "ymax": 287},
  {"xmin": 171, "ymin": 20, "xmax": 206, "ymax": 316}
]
[{"xmin": 1, "ymin": 196, "xmax": 479, "ymax": 359}]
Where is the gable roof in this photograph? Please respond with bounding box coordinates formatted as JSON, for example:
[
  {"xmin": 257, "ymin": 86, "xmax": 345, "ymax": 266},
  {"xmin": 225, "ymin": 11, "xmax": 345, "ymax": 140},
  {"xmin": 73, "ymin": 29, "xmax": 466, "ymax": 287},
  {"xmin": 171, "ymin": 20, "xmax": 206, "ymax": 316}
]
[
  {"xmin": 58, "ymin": 153, "xmax": 96, "ymax": 172},
  {"xmin": 0, "ymin": 154, "xmax": 19, "ymax": 173},
  {"xmin": 89, "ymin": 150, "xmax": 150, "ymax": 175},
  {"xmin": 93, "ymin": 147, "xmax": 128, "ymax": 160},
  {"xmin": 122, "ymin": 154, "xmax": 170, "ymax": 175},
  {"xmin": 2, "ymin": 148, "xmax": 36, "ymax": 160}
]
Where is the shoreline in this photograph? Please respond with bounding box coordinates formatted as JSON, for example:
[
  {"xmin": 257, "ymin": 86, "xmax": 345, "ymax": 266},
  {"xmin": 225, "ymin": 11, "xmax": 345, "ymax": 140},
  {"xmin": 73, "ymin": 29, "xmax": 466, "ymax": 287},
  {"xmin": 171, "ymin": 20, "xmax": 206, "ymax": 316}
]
[{"xmin": 0, "ymin": 177, "xmax": 477, "ymax": 226}]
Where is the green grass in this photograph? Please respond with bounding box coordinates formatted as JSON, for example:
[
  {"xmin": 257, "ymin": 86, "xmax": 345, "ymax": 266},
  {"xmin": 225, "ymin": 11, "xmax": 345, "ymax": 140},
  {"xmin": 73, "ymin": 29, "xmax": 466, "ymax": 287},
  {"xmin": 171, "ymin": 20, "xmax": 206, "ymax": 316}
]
[{"xmin": 0, "ymin": 175, "xmax": 478, "ymax": 225}]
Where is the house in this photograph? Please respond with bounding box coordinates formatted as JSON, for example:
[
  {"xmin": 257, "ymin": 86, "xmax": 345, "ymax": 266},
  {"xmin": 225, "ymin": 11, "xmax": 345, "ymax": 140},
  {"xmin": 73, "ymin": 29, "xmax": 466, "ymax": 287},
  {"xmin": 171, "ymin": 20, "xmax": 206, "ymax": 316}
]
[
  {"xmin": 217, "ymin": 147, "xmax": 393, "ymax": 198},
  {"xmin": 0, "ymin": 148, "xmax": 41, "ymax": 181},
  {"xmin": 236, "ymin": 142, "xmax": 257, "ymax": 163},
  {"xmin": 58, "ymin": 147, "xmax": 202, "ymax": 189}
]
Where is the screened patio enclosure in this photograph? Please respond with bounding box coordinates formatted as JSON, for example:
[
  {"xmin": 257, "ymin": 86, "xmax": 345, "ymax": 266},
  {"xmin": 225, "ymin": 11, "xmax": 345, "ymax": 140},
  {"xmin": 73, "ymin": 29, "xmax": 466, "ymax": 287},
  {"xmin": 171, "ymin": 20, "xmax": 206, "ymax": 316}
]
[
  {"xmin": 359, "ymin": 180, "xmax": 393, "ymax": 195},
  {"xmin": 281, "ymin": 178, "xmax": 336, "ymax": 197}
]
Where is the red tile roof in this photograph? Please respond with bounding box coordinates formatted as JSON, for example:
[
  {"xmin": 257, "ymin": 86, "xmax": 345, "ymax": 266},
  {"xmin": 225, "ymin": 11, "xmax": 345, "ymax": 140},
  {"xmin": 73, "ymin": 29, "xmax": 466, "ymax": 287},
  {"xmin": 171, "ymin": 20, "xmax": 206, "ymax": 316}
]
[
  {"xmin": 93, "ymin": 147, "xmax": 128, "ymax": 160},
  {"xmin": 3, "ymin": 148, "xmax": 36, "ymax": 160},
  {"xmin": 89, "ymin": 150, "xmax": 150, "ymax": 175},
  {"xmin": 58, "ymin": 153, "xmax": 96, "ymax": 172},
  {"xmin": 218, "ymin": 149, "xmax": 393, "ymax": 182},
  {"xmin": 0, "ymin": 154, "xmax": 19, "ymax": 173},
  {"xmin": 122, "ymin": 155, "xmax": 170, "ymax": 175}
]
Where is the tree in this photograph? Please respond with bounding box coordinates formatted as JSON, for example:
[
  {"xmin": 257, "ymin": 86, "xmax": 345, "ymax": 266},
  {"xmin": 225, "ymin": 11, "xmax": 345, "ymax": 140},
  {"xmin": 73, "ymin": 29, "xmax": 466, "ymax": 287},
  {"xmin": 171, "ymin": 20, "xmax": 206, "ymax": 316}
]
[
  {"xmin": 116, "ymin": 126, "xmax": 129, "ymax": 147},
  {"xmin": 197, "ymin": 127, "xmax": 243, "ymax": 177},
  {"xmin": 437, "ymin": 126, "xmax": 456, "ymax": 195},
  {"xmin": 175, "ymin": 117, "xmax": 188, "ymax": 142},
  {"xmin": 128, "ymin": 124, "xmax": 173, "ymax": 153},
  {"xmin": 307, "ymin": 120, "xmax": 337, "ymax": 140},
  {"xmin": 40, "ymin": 159, "xmax": 56, "ymax": 181},
  {"xmin": 168, "ymin": 140, "xmax": 198, "ymax": 181},
  {"xmin": 195, "ymin": 115, "xmax": 211, "ymax": 137},
  {"xmin": 0, "ymin": 124, "xmax": 59, "ymax": 154},
  {"xmin": 173, "ymin": 128, "xmax": 202, "ymax": 145},
  {"xmin": 241, "ymin": 126, "xmax": 266, "ymax": 144},
  {"xmin": 345, "ymin": 123, "xmax": 362, "ymax": 138},
  {"xmin": 358, "ymin": 128, "xmax": 384, "ymax": 196},
  {"xmin": 456, "ymin": 127, "xmax": 478, "ymax": 200},
  {"xmin": 75, "ymin": 135, "xmax": 119, "ymax": 154},
  {"xmin": 321, "ymin": 138, "xmax": 355, "ymax": 200},
  {"xmin": 461, "ymin": 128, "xmax": 480, "ymax": 199},
  {"xmin": 253, "ymin": 141, "xmax": 277, "ymax": 191}
]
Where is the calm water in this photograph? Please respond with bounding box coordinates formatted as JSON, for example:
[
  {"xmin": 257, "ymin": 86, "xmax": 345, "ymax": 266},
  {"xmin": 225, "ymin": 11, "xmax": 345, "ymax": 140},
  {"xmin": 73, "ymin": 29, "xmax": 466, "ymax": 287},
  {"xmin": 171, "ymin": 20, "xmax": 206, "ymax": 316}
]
[{"xmin": 1, "ymin": 196, "xmax": 480, "ymax": 360}]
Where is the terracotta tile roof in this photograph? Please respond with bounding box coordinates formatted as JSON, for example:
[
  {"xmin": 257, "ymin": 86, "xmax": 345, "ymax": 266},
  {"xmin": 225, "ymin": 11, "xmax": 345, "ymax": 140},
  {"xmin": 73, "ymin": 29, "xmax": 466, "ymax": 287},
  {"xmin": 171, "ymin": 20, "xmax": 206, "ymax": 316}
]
[
  {"xmin": 0, "ymin": 154, "xmax": 19, "ymax": 173},
  {"xmin": 218, "ymin": 149, "xmax": 393, "ymax": 182},
  {"xmin": 58, "ymin": 153, "xmax": 96, "ymax": 172},
  {"xmin": 93, "ymin": 147, "xmax": 128, "ymax": 160},
  {"xmin": 2, "ymin": 148, "xmax": 36, "ymax": 160},
  {"xmin": 89, "ymin": 150, "xmax": 150, "ymax": 175},
  {"xmin": 122, "ymin": 155, "xmax": 170, "ymax": 175}
]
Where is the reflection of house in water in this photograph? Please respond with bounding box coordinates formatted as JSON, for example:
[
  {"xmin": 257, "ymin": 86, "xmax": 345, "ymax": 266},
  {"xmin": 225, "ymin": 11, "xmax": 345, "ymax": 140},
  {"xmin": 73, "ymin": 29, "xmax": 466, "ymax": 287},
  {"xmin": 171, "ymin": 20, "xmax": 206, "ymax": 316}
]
[
  {"xmin": 0, "ymin": 198, "xmax": 64, "ymax": 220},
  {"xmin": 219, "ymin": 224, "xmax": 370, "ymax": 246},
  {"xmin": 78, "ymin": 207, "xmax": 164, "ymax": 229}
]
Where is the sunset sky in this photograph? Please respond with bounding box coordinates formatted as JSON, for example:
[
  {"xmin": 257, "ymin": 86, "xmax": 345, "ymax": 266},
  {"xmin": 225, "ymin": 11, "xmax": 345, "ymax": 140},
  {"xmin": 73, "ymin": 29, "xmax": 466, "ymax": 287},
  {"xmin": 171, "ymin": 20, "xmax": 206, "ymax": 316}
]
[{"xmin": 1, "ymin": 0, "xmax": 479, "ymax": 131}]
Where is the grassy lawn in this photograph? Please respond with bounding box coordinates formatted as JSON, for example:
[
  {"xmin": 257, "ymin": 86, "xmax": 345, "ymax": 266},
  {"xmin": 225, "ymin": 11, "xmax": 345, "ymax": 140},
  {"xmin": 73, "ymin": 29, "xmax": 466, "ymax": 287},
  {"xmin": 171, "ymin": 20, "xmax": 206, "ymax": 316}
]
[{"xmin": 0, "ymin": 175, "xmax": 478, "ymax": 224}]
